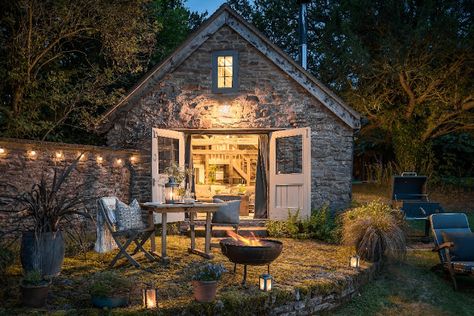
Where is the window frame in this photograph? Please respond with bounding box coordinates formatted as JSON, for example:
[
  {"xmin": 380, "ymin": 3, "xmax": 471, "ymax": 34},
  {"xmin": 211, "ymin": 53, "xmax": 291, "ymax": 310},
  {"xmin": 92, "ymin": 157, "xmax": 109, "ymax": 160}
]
[{"xmin": 212, "ymin": 50, "xmax": 239, "ymax": 93}]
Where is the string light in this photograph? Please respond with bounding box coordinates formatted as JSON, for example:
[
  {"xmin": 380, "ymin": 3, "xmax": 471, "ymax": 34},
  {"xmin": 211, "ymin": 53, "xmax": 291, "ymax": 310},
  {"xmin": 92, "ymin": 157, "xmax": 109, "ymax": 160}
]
[
  {"xmin": 0, "ymin": 147, "xmax": 5, "ymax": 154},
  {"xmin": 55, "ymin": 152, "xmax": 63, "ymax": 159},
  {"xmin": 97, "ymin": 155, "xmax": 103, "ymax": 163},
  {"xmin": 116, "ymin": 158, "xmax": 123, "ymax": 166},
  {"xmin": 130, "ymin": 156, "xmax": 137, "ymax": 163},
  {"xmin": 28, "ymin": 150, "xmax": 37, "ymax": 157}
]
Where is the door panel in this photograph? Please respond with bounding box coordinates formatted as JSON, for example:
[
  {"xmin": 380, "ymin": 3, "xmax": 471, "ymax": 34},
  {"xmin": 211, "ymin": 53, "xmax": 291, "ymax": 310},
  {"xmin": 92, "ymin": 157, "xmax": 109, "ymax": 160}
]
[
  {"xmin": 269, "ymin": 128, "xmax": 311, "ymax": 220},
  {"xmin": 152, "ymin": 128, "xmax": 185, "ymax": 223}
]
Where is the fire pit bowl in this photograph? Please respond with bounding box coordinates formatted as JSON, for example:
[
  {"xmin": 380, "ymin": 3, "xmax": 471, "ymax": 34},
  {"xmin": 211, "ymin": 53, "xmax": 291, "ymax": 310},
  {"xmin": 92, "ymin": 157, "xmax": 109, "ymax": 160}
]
[
  {"xmin": 220, "ymin": 238, "xmax": 283, "ymax": 265},
  {"xmin": 219, "ymin": 238, "xmax": 283, "ymax": 284}
]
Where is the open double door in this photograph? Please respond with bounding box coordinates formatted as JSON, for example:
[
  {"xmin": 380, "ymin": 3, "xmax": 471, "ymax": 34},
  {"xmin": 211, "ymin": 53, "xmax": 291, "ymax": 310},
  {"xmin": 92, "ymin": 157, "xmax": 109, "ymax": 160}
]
[{"xmin": 151, "ymin": 127, "xmax": 311, "ymax": 222}]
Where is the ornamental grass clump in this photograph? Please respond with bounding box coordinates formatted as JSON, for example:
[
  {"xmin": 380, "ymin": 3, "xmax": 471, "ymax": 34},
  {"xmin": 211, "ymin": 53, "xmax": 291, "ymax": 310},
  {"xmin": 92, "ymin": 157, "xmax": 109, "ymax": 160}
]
[{"xmin": 342, "ymin": 200, "xmax": 407, "ymax": 262}]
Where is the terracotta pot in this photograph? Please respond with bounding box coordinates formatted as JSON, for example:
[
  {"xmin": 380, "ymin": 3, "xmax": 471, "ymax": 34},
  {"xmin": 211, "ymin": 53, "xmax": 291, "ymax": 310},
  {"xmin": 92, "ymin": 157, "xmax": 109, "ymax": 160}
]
[
  {"xmin": 20, "ymin": 280, "xmax": 51, "ymax": 308},
  {"xmin": 192, "ymin": 280, "xmax": 218, "ymax": 302}
]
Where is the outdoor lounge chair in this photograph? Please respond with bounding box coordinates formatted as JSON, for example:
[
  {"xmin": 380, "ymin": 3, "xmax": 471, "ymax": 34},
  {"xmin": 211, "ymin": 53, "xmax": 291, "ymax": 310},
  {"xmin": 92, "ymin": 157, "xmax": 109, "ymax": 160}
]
[
  {"xmin": 430, "ymin": 213, "xmax": 474, "ymax": 290},
  {"xmin": 97, "ymin": 197, "xmax": 156, "ymax": 268},
  {"xmin": 402, "ymin": 201, "xmax": 444, "ymax": 237}
]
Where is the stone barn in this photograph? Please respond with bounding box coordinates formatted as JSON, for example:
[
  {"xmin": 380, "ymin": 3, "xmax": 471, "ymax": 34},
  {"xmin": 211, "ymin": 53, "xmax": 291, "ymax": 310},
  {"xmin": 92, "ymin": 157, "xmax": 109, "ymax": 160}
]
[{"xmin": 97, "ymin": 4, "xmax": 360, "ymax": 221}]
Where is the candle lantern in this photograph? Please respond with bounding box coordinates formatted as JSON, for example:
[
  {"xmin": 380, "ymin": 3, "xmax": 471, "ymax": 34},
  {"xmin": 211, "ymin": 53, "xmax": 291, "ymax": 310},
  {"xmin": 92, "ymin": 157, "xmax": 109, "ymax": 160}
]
[
  {"xmin": 164, "ymin": 177, "xmax": 179, "ymax": 204},
  {"xmin": 259, "ymin": 274, "xmax": 273, "ymax": 291},
  {"xmin": 350, "ymin": 255, "xmax": 360, "ymax": 269},
  {"xmin": 142, "ymin": 287, "xmax": 158, "ymax": 309}
]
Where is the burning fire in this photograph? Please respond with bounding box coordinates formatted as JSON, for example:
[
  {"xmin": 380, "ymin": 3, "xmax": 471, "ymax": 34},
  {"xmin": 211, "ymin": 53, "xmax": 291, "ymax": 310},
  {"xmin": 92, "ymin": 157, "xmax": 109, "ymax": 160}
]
[{"xmin": 227, "ymin": 230, "xmax": 263, "ymax": 246}]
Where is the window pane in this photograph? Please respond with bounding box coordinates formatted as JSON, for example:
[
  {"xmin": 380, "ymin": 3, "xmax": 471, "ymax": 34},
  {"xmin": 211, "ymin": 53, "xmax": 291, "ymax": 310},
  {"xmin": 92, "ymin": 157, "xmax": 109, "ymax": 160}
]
[
  {"xmin": 158, "ymin": 136, "xmax": 179, "ymax": 174},
  {"xmin": 218, "ymin": 67, "xmax": 225, "ymax": 77},
  {"xmin": 224, "ymin": 77, "xmax": 232, "ymax": 87},
  {"xmin": 224, "ymin": 56, "xmax": 233, "ymax": 66},
  {"xmin": 218, "ymin": 56, "xmax": 226, "ymax": 66},
  {"xmin": 276, "ymin": 135, "xmax": 303, "ymax": 174},
  {"xmin": 224, "ymin": 66, "xmax": 233, "ymax": 77},
  {"xmin": 218, "ymin": 77, "xmax": 225, "ymax": 88}
]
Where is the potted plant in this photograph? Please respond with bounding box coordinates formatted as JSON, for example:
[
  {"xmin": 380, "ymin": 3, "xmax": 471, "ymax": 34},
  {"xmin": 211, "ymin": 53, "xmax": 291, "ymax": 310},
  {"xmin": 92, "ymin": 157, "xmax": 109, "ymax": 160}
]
[
  {"xmin": 1, "ymin": 157, "xmax": 91, "ymax": 277},
  {"xmin": 88, "ymin": 271, "xmax": 132, "ymax": 308},
  {"xmin": 342, "ymin": 200, "xmax": 407, "ymax": 262},
  {"xmin": 20, "ymin": 270, "xmax": 52, "ymax": 307},
  {"xmin": 191, "ymin": 262, "xmax": 226, "ymax": 302}
]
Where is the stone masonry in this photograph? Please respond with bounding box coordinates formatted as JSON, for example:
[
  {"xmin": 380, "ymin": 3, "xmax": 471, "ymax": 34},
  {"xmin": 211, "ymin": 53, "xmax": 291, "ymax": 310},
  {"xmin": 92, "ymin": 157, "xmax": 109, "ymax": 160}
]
[
  {"xmin": 0, "ymin": 138, "xmax": 148, "ymax": 233},
  {"xmin": 106, "ymin": 25, "xmax": 354, "ymax": 210}
]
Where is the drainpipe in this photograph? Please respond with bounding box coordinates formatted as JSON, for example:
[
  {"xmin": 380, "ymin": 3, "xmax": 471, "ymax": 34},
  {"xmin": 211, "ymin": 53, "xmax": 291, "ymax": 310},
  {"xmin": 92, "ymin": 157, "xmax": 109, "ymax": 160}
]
[{"xmin": 298, "ymin": 0, "xmax": 311, "ymax": 70}]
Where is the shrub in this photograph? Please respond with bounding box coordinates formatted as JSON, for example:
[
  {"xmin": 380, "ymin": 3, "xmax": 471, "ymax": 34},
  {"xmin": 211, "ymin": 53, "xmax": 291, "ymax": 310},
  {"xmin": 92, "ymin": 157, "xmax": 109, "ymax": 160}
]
[
  {"xmin": 0, "ymin": 246, "xmax": 14, "ymax": 276},
  {"xmin": 191, "ymin": 262, "xmax": 226, "ymax": 281},
  {"xmin": 342, "ymin": 200, "xmax": 406, "ymax": 262},
  {"xmin": 266, "ymin": 206, "xmax": 339, "ymax": 243},
  {"xmin": 88, "ymin": 271, "xmax": 132, "ymax": 297},
  {"xmin": 21, "ymin": 270, "xmax": 50, "ymax": 287}
]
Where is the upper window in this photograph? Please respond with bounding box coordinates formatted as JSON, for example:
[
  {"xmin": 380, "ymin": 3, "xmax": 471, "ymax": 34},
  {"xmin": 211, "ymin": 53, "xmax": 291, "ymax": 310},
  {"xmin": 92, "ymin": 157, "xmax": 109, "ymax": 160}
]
[{"xmin": 212, "ymin": 50, "xmax": 238, "ymax": 93}]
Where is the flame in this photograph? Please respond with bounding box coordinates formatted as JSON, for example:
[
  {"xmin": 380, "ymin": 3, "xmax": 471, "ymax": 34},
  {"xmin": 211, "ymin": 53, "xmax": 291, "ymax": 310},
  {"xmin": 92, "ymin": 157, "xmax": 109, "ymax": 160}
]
[{"xmin": 227, "ymin": 230, "xmax": 263, "ymax": 246}]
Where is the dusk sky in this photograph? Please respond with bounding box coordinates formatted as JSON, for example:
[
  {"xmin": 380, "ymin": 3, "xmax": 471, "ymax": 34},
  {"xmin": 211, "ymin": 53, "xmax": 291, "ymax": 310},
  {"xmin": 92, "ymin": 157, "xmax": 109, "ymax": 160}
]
[{"xmin": 187, "ymin": 0, "xmax": 227, "ymax": 14}]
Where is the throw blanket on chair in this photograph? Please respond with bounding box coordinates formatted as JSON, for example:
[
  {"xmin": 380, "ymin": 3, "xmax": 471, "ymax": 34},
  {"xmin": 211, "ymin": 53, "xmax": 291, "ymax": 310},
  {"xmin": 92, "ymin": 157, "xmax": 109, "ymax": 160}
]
[{"xmin": 94, "ymin": 197, "xmax": 118, "ymax": 253}]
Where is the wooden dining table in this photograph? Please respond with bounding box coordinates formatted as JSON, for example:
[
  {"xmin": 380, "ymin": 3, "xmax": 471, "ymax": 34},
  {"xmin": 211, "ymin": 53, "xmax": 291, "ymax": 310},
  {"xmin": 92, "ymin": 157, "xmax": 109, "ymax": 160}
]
[{"xmin": 140, "ymin": 202, "xmax": 221, "ymax": 263}]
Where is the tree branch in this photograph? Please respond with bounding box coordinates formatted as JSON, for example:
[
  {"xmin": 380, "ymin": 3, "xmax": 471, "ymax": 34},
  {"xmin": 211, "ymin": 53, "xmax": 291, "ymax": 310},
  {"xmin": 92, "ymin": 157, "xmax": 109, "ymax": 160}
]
[{"xmin": 398, "ymin": 72, "xmax": 416, "ymax": 118}]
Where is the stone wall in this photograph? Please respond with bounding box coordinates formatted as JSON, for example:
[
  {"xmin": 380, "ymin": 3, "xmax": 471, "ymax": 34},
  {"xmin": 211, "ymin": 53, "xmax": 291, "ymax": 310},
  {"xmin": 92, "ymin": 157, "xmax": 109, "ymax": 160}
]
[
  {"xmin": 106, "ymin": 25, "xmax": 354, "ymax": 211},
  {"xmin": 0, "ymin": 138, "xmax": 149, "ymax": 233}
]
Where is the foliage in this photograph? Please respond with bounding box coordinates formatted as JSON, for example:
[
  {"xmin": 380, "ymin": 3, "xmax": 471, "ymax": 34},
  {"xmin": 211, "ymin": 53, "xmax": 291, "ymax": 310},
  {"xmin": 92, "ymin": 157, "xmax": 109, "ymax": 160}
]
[
  {"xmin": 0, "ymin": 157, "xmax": 92, "ymax": 233},
  {"xmin": 191, "ymin": 262, "xmax": 227, "ymax": 281},
  {"xmin": 229, "ymin": 0, "xmax": 474, "ymax": 177},
  {"xmin": 0, "ymin": 246, "xmax": 14, "ymax": 276},
  {"xmin": 88, "ymin": 271, "xmax": 132, "ymax": 297},
  {"xmin": 342, "ymin": 200, "xmax": 407, "ymax": 262},
  {"xmin": 150, "ymin": 0, "xmax": 206, "ymax": 64},
  {"xmin": 266, "ymin": 206, "xmax": 339, "ymax": 243},
  {"xmin": 21, "ymin": 270, "xmax": 50, "ymax": 287},
  {"xmin": 164, "ymin": 161, "xmax": 193, "ymax": 185}
]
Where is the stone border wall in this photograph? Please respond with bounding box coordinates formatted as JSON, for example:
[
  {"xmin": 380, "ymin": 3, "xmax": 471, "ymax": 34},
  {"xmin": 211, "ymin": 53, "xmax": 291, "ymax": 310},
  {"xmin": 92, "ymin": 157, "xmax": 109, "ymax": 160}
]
[{"xmin": 0, "ymin": 138, "xmax": 149, "ymax": 234}]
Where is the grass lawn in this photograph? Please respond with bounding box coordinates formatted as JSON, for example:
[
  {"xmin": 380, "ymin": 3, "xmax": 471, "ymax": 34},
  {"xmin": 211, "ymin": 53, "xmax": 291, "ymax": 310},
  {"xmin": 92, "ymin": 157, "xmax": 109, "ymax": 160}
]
[
  {"xmin": 338, "ymin": 184, "xmax": 474, "ymax": 316},
  {"xmin": 0, "ymin": 237, "xmax": 364, "ymax": 315}
]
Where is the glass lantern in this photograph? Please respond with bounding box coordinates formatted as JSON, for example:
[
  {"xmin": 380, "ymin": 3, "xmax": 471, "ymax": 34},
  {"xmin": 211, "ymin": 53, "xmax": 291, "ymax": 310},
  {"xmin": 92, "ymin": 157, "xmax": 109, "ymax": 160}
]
[
  {"xmin": 164, "ymin": 177, "xmax": 179, "ymax": 204},
  {"xmin": 142, "ymin": 287, "xmax": 158, "ymax": 309},
  {"xmin": 259, "ymin": 274, "xmax": 273, "ymax": 291},
  {"xmin": 350, "ymin": 255, "xmax": 360, "ymax": 269}
]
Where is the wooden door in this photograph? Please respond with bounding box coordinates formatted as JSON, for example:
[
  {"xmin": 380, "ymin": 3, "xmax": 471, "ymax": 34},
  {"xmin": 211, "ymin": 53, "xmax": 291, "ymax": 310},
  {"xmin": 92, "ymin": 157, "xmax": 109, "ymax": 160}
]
[
  {"xmin": 151, "ymin": 128, "xmax": 185, "ymax": 223},
  {"xmin": 269, "ymin": 128, "xmax": 311, "ymax": 220}
]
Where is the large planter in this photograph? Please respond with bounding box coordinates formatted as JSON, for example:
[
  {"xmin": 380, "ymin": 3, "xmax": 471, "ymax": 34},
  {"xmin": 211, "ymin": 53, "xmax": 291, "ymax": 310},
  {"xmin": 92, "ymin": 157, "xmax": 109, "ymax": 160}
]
[
  {"xmin": 91, "ymin": 294, "xmax": 129, "ymax": 308},
  {"xmin": 192, "ymin": 280, "xmax": 218, "ymax": 302},
  {"xmin": 20, "ymin": 279, "xmax": 51, "ymax": 308},
  {"xmin": 20, "ymin": 231, "xmax": 65, "ymax": 277}
]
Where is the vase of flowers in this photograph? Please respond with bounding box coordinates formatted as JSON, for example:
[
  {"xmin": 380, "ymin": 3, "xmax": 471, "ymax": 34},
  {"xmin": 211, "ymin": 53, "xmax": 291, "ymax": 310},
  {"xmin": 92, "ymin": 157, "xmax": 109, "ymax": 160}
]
[{"xmin": 191, "ymin": 263, "xmax": 226, "ymax": 302}]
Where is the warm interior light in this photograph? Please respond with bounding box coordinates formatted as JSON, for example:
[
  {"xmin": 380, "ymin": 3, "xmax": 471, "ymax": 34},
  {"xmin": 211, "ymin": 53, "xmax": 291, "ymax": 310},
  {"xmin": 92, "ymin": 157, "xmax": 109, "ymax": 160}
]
[
  {"xmin": 142, "ymin": 288, "xmax": 158, "ymax": 309},
  {"xmin": 350, "ymin": 255, "xmax": 360, "ymax": 269},
  {"xmin": 219, "ymin": 104, "xmax": 230, "ymax": 115},
  {"xmin": 259, "ymin": 274, "xmax": 273, "ymax": 291}
]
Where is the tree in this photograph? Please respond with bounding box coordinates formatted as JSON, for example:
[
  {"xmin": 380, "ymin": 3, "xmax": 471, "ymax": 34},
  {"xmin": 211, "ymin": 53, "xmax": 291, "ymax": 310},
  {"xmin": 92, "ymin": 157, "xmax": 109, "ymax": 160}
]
[
  {"xmin": 229, "ymin": 0, "xmax": 474, "ymax": 174},
  {"xmin": 0, "ymin": 0, "xmax": 157, "ymax": 142},
  {"xmin": 150, "ymin": 0, "xmax": 206, "ymax": 64}
]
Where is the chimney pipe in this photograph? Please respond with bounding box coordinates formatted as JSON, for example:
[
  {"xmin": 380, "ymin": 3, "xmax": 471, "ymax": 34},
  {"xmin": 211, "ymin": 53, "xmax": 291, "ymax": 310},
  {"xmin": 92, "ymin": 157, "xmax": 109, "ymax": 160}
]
[{"xmin": 298, "ymin": 0, "xmax": 310, "ymax": 70}]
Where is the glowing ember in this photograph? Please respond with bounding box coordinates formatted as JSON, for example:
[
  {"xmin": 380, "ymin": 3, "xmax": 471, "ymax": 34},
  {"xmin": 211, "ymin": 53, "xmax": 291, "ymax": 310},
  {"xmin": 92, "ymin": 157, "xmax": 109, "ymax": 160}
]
[{"xmin": 226, "ymin": 230, "xmax": 263, "ymax": 246}]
